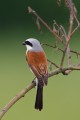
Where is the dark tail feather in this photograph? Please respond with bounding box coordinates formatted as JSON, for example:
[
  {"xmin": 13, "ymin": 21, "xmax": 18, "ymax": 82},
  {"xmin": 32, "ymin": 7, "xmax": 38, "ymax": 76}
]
[{"xmin": 35, "ymin": 85, "xmax": 43, "ymax": 111}]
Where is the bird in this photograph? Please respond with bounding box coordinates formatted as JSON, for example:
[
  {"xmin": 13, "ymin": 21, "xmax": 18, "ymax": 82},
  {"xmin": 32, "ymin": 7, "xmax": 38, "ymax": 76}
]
[{"xmin": 22, "ymin": 38, "xmax": 48, "ymax": 111}]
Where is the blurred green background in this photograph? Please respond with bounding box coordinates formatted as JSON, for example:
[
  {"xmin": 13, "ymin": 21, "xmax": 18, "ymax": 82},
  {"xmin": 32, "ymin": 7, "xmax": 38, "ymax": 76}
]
[{"xmin": 0, "ymin": 0, "xmax": 80, "ymax": 120}]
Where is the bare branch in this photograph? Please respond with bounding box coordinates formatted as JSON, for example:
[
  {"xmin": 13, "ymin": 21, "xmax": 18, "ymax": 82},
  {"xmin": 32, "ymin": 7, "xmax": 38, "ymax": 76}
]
[
  {"xmin": 60, "ymin": 25, "xmax": 67, "ymax": 40},
  {"xmin": 65, "ymin": 0, "xmax": 73, "ymax": 10},
  {"xmin": 43, "ymin": 43, "xmax": 80, "ymax": 57},
  {"xmin": 47, "ymin": 59, "xmax": 59, "ymax": 68},
  {"xmin": 49, "ymin": 66, "xmax": 80, "ymax": 77},
  {"xmin": 42, "ymin": 43, "xmax": 64, "ymax": 52},
  {"xmin": 0, "ymin": 81, "xmax": 36, "ymax": 120},
  {"xmin": 0, "ymin": 66, "xmax": 80, "ymax": 119},
  {"xmin": 71, "ymin": 23, "xmax": 80, "ymax": 37},
  {"xmin": 70, "ymin": 50, "xmax": 80, "ymax": 56},
  {"xmin": 53, "ymin": 21, "xmax": 66, "ymax": 42},
  {"xmin": 65, "ymin": 0, "xmax": 77, "ymax": 22},
  {"xmin": 28, "ymin": 6, "xmax": 65, "ymax": 45},
  {"xmin": 60, "ymin": 6, "xmax": 74, "ymax": 67},
  {"xmin": 60, "ymin": 40, "xmax": 72, "ymax": 67},
  {"xmin": 66, "ymin": 14, "xmax": 73, "ymax": 67}
]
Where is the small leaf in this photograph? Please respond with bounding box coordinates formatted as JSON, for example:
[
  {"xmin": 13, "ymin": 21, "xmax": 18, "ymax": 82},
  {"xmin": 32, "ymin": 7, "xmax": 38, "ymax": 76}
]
[
  {"xmin": 36, "ymin": 17, "xmax": 42, "ymax": 32},
  {"xmin": 28, "ymin": 6, "xmax": 32, "ymax": 13},
  {"xmin": 57, "ymin": 0, "xmax": 61, "ymax": 7},
  {"xmin": 73, "ymin": 3, "xmax": 77, "ymax": 16},
  {"xmin": 53, "ymin": 24, "xmax": 57, "ymax": 33}
]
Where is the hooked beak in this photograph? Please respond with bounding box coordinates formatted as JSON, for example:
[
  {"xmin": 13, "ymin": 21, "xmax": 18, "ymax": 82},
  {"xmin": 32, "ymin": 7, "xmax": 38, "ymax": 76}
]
[{"xmin": 22, "ymin": 41, "xmax": 26, "ymax": 45}]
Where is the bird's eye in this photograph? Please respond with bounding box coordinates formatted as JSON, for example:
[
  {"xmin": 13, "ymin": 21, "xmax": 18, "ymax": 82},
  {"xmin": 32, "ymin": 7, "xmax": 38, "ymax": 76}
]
[{"xmin": 25, "ymin": 41, "xmax": 33, "ymax": 47}]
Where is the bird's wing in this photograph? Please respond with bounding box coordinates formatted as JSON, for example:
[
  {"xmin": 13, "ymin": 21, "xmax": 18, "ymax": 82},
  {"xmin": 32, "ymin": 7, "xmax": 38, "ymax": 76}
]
[
  {"xmin": 27, "ymin": 51, "xmax": 48, "ymax": 87},
  {"xmin": 29, "ymin": 64, "xmax": 48, "ymax": 87}
]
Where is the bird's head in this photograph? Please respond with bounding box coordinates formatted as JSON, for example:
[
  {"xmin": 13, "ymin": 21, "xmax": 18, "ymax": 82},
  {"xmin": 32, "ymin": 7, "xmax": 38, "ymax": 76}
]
[{"xmin": 22, "ymin": 38, "xmax": 43, "ymax": 52}]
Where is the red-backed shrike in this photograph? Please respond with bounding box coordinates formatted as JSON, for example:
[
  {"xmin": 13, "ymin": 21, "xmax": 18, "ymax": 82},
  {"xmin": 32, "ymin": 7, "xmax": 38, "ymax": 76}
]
[{"xmin": 22, "ymin": 38, "xmax": 48, "ymax": 111}]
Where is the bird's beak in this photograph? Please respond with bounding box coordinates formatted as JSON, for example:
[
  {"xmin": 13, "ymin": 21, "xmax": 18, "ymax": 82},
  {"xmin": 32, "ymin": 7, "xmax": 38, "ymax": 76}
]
[{"xmin": 22, "ymin": 41, "xmax": 26, "ymax": 45}]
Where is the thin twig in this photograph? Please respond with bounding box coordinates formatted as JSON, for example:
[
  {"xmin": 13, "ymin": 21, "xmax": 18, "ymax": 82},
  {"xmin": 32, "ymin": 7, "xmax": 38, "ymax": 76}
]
[
  {"xmin": 70, "ymin": 50, "xmax": 80, "ymax": 56},
  {"xmin": 47, "ymin": 59, "xmax": 59, "ymax": 68},
  {"xmin": 53, "ymin": 20, "xmax": 65, "ymax": 41},
  {"xmin": 67, "ymin": 14, "xmax": 73, "ymax": 67},
  {"xmin": 43, "ymin": 43, "xmax": 80, "ymax": 56},
  {"xmin": 60, "ymin": 26, "xmax": 67, "ymax": 41},
  {"xmin": 60, "ymin": 12, "xmax": 74, "ymax": 67},
  {"xmin": 28, "ymin": 6, "xmax": 65, "ymax": 45},
  {"xmin": 42, "ymin": 43, "xmax": 64, "ymax": 52},
  {"xmin": 71, "ymin": 23, "xmax": 80, "ymax": 37},
  {"xmin": 59, "ymin": 25, "xmax": 72, "ymax": 67},
  {"xmin": 60, "ymin": 39, "xmax": 72, "ymax": 67}
]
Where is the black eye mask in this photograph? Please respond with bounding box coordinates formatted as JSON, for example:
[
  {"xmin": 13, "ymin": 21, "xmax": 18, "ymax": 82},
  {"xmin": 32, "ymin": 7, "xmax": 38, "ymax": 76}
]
[
  {"xmin": 22, "ymin": 41, "xmax": 33, "ymax": 47},
  {"xmin": 25, "ymin": 41, "xmax": 33, "ymax": 47}
]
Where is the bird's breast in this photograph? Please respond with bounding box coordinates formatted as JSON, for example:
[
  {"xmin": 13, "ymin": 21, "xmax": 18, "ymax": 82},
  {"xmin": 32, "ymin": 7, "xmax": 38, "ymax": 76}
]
[{"xmin": 26, "ymin": 51, "xmax": 47, "ymax": 66}]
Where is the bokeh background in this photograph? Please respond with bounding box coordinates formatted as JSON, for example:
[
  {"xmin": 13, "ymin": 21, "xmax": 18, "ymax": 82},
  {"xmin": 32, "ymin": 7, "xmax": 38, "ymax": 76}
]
[{"xmin": 0, "ymin": 0, "xmax": 80, "ymax": 120}]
